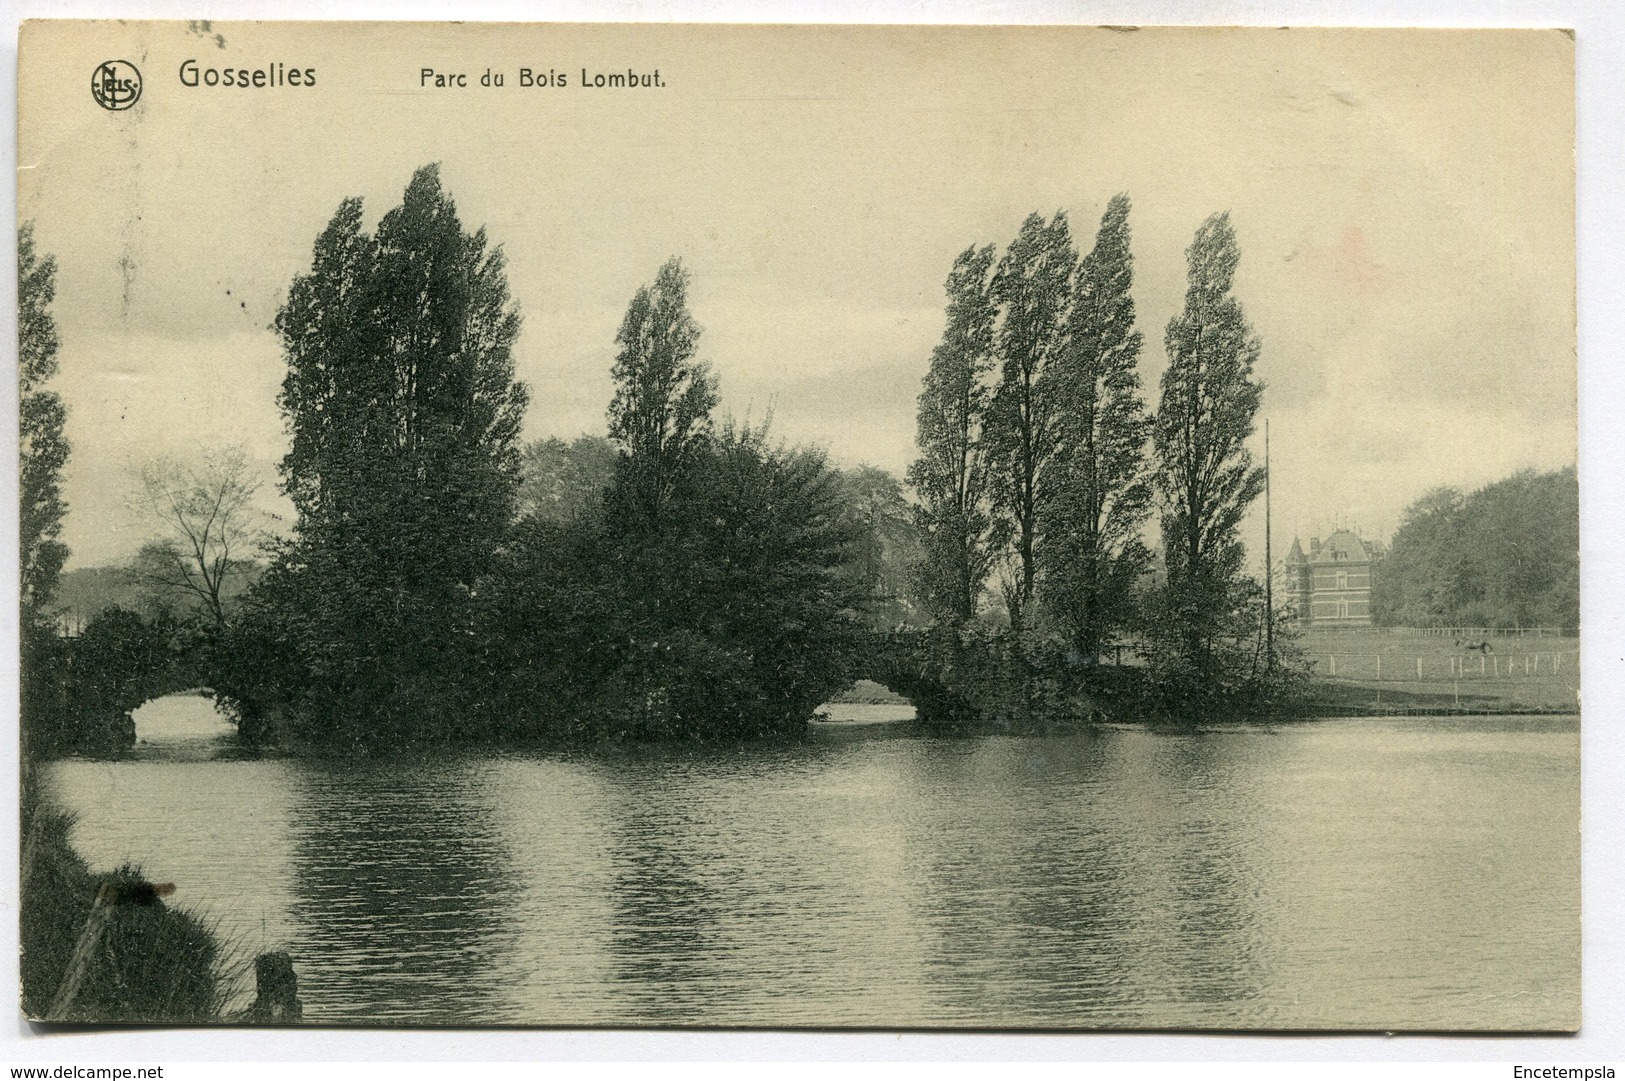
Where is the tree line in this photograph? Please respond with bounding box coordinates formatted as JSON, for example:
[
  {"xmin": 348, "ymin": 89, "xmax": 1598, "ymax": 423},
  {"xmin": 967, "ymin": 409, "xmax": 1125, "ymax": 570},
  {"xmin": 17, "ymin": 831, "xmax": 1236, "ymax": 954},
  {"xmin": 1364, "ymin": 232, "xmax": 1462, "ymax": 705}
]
[
  {"xmin": 1371, "ymin": 468, "xmax": 1579, "ymax": 633},
  {"xmin": 21, "ymin": 167, "xmax": 1294, "ymax": 753},
  {"xmin": 908, "ymin": 197, "xmax": 1283, "ymax": 716}
]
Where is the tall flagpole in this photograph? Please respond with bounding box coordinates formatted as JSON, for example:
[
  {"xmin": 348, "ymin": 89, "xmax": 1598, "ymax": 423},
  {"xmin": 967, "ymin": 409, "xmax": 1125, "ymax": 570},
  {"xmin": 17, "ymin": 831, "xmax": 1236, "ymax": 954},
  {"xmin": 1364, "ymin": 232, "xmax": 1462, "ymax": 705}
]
[{"xmin": 1264, "ymin": 419, "xmax": 1274, "ymax": 670}]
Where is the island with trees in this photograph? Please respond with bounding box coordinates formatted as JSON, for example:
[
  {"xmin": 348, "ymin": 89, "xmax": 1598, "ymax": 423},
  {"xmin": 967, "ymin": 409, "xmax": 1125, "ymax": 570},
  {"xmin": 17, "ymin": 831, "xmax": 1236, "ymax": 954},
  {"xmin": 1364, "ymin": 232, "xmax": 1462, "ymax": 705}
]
[{"xmin": 21, "ymin": 165, "xmax": 1577, "ymax": 761}]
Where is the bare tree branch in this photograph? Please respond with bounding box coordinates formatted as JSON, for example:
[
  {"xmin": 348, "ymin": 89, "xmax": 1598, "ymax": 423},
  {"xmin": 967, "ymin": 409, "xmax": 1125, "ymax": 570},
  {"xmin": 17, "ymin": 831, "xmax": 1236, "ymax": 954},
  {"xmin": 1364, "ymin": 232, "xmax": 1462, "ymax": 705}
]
[{"xmin": 126, "ymin": 446, "xmax": 265, "ymax": 625}]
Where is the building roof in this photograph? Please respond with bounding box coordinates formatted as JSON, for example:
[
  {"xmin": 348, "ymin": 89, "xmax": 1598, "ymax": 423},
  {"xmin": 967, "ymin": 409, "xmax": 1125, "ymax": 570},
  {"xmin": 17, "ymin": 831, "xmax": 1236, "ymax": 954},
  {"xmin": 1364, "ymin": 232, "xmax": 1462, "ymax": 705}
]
[
  {"xmin": 1312, "ymin": 529, "xmax": 1372, "ymax": 564},
  {"xmin": 1287, "ymin": 536, "xmax": 1306, "ymax": 563}
]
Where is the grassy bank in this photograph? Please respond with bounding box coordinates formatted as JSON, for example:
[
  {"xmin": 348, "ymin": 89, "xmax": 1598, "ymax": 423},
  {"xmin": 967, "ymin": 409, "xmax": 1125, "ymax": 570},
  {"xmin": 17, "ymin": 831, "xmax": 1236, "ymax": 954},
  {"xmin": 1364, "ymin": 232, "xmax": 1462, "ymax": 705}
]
[
  {"xmin": 1305, "ymin": 678, "xmax": 1579, "ymax": 717},
  {"xmin": 20, "ymin": 779, "xmax": 233, "ymax": 1023}
]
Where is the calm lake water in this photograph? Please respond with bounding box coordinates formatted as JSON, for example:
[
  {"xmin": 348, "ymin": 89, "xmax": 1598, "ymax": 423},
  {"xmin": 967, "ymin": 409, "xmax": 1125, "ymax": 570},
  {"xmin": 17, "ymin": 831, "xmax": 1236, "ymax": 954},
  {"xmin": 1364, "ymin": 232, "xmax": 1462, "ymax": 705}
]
[{"xmin": 42, "ymin": 698, "xmax": 1579, "ymax": 1030}]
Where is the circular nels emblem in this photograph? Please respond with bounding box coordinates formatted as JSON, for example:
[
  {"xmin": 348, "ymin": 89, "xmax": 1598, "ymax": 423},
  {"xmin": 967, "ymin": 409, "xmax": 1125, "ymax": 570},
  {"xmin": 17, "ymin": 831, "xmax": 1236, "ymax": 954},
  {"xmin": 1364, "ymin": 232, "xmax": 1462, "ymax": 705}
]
[{"xmin": 91, "ymin": 60, "xmax": 142, "ymax": 111}]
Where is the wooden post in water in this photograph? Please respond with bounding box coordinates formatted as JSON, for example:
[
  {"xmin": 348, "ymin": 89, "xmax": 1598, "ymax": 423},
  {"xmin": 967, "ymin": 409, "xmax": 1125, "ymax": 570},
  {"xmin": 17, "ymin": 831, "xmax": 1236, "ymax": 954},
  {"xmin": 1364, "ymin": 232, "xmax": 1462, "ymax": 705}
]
[{"xmin": 245, "ymin": 952, "xmax": 303, "ymax": 1023}]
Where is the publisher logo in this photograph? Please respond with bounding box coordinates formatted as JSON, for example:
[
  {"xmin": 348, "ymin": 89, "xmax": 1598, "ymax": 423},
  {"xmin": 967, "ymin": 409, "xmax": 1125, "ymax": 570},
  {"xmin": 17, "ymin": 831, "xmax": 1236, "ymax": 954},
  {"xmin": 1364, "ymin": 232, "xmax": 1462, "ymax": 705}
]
[{"xmin": 91, "ymin": 61, "xmax": 142, "ymax": 111}]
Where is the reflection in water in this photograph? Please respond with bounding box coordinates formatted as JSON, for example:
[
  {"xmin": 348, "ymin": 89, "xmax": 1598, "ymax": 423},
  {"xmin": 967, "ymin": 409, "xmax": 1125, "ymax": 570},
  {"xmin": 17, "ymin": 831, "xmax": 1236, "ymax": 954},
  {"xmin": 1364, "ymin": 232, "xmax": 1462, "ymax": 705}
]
[
  {"xmin": 132, "ymin": 694, "xmax": 238, "ymax": 746},
  {"xmin": 1116, "ymin": 734, "xmax": 1270, "ymax": 1019},
  {"xmin": 283, "ymin": 757, "xmax": 525, "ymax": 1024},
  {"xmin": 43, "ymin": 716, "xmax": 1579, "ymax": 1029},
  {"xmin": 897, "ymin": 732, "xmax": 1270, "ymax": 1025},
  {"xmin": 902, "ymin": 735, "xmax": 1130, "ymax": 1023},
  {"xmin": 604, "ymin": 786, "xmax": 738, "ymax": 1022}
]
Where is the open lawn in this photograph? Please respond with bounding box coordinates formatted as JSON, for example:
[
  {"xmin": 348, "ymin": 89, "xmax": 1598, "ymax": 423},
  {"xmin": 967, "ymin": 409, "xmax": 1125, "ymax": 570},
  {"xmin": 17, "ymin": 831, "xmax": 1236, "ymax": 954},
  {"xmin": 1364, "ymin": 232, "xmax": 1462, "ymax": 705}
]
[{"xmin": 1296, "ymin": 627, "xmax": 1579, "ymax": 714}]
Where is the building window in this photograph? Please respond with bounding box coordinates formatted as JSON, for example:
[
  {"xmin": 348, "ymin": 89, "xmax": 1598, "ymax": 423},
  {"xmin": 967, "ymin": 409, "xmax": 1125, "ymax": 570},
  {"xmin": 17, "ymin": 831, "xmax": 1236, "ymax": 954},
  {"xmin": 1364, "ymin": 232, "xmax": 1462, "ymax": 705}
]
[
  {"xmin": 1336, "ymin": 571, "xmax": 1348, "ymax": 589},
  {"xmin": 1338, "ymin": 600, "xmax": 1349, "ymax": 618}
]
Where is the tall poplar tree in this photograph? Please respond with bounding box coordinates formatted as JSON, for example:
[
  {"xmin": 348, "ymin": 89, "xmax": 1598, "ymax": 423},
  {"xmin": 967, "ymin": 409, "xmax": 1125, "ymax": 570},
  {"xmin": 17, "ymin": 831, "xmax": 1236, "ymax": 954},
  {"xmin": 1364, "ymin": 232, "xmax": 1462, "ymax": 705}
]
[
  {"xmin": 19, "ymin": 223, "xmax": 71, "ymax": 761},
  {"xmin": 983, "ymin": 212, "xmax": 1076, "ymax": 629},
  {"xmin": 606, "ymin": 257, "xmax": 719, "ymax": 534},
  {"xmin": 908, "ymin": 244, "xmax": 997, "ymax": 624},
  {"xmin": 19, "ymin": 223, "xmax": 70, "ymax": 619},
  {"xmin": 1152, "ymin": 212, "xmax": 1265, "ymax": 678},
  {"xmin": 271, "ymin": 164, "xmax": 528, "ymax": 732},
  {"xmin": 1041, "ymin": 194, "xmax": 1152, "ymax": 660}
]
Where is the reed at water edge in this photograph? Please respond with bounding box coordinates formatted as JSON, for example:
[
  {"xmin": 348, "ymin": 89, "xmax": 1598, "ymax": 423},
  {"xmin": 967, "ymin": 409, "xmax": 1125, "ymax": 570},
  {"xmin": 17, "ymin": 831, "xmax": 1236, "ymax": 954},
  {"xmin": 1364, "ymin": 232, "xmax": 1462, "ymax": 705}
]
[{"xmin": 19, "ymin": 766, "xmax": 244, "ymax": 1023}]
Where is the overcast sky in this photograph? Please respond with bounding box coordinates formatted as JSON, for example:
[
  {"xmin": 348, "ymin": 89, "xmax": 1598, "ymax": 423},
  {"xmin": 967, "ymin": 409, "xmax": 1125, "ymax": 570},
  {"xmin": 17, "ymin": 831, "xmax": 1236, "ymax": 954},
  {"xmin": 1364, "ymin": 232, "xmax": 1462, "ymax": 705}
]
[{"xmin": 18, "ymin": 22, "xmax": 1575, "ymax": 569}]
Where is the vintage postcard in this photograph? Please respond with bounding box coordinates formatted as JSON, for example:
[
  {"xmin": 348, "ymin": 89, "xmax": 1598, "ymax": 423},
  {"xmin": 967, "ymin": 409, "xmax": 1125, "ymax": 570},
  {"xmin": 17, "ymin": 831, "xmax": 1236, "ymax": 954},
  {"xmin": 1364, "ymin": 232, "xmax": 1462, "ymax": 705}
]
[{"xmin": 16, "ymin": 21, "xmax": 1577, "ymax": 1029}]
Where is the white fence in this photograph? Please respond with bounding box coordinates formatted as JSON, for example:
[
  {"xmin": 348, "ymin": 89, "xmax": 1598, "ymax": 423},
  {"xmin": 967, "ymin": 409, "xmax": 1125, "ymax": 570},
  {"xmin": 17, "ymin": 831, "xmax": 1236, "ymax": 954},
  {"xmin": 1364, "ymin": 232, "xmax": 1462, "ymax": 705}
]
[
  {"xmin": 1305, "ymin": 650, "xmax": 1576, "ymax": 681},
  {"xmin": 1302, "ymin": 625, "xmax": 1570, "ymax": 639}
]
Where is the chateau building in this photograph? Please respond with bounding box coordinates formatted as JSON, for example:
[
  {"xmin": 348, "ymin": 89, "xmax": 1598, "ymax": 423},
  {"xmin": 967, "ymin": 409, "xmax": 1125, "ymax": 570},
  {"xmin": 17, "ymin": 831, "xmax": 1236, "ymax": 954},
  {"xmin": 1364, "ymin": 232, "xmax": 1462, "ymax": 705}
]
[{"xmin": 1285, "ymin": 529, "xmax": 1385, "ymax": 627}]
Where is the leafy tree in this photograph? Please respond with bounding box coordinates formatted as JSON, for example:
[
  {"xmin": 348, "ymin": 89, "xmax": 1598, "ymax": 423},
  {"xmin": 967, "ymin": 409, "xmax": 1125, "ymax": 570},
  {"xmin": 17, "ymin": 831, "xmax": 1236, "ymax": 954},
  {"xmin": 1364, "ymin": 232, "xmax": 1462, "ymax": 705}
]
[
  {"xmin": 1151, "ymin": 212, "xmax": 1266, "ymax": 679},
  {"xmin": 487, "ymin": 418, "xmax": 867, "ymax": 741},
  {"xmin": 1369, "ymin": 487, "xmax": 1466, "ymax": 626},
  {"xmin": 1373, "ymin": 469, "xmax": 1578, "ymax": 632},
  {"xmin": 127, "ymin": 447, "xmax": 262, "ymax": 626},
  {"xmin": 983, "ymin": 212, "xmax": 1077, "ymax": 629},
  {"xmin": 838, "ymin": 464, "xmax": 922, "ymax": 625},
  {"xmin": 606, "ymin": 257, "xmax": 719, "ymax": 534},
  {"xmin": 596, "ymin": 421, "xmax": 866, "ymax": 737},
  {"xmin": 19, "ymin": 224, "xmax": 72, "ymax": 764},
  {"xmin": 1040, "ymin": 195, "xmax": 1152, "ymax": 660},
  {"xmin": 908, "ymin": 245, "xmax": 997, "ymax": 625},
  {"xmin": 480, "ymin": 259, "xmax": 869, "ymax": 742},
  {"xmin": 517, "ymin": 435, "xmax": 618, "ymax": 525},
  {"xmin": 19, "ymin": 223, "xmax": 69, "ymax": 619},
  {"xmin": 476, "ymin": 512, "xmax": 629, "ymax": 737},
  {"xmin": 1463, "ymin": 468, "xmax": 1579, "ymax": 631},
  {"xmin": 269, "ymin": 164, "xmax": 528, "ymax": 737}
]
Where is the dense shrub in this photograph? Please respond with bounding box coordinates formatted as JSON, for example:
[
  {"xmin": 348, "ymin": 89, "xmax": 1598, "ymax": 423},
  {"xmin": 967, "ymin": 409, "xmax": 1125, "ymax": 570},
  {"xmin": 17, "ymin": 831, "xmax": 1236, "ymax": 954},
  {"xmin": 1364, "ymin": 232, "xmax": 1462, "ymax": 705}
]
[
  {"xmin": 474, "ymin": 426, "xmax": 868, "ymax": 743},
  {"xmin": 20, "ymin": 607, "xmax": 205, "ymax": 757}
]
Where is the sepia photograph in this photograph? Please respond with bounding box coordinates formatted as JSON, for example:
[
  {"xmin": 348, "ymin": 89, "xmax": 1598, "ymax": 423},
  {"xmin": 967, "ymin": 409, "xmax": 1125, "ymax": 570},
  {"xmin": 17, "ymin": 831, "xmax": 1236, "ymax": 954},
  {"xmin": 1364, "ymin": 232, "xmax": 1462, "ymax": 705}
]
[{"xmin": 14, "ymin": 20, "xmax": 1580, "ymax": 1032}]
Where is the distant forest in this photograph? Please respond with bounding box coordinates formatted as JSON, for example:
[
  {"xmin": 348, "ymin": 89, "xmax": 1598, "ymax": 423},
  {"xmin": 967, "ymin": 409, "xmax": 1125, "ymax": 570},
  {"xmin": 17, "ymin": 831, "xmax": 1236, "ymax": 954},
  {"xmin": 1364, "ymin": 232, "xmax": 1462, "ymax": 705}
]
[{"xmin": 1371, "ymin": 467, "xmax": 1579, "ymax": 633}]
